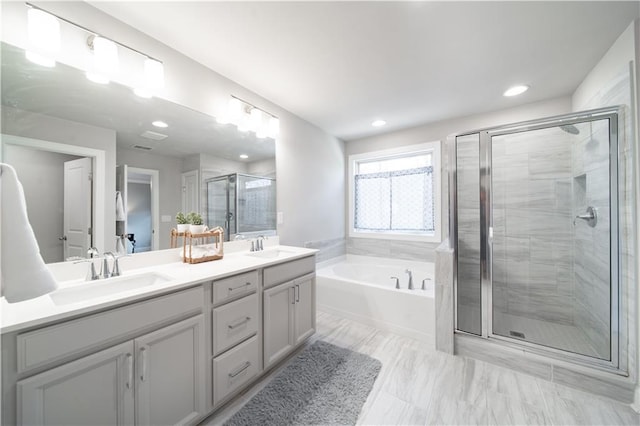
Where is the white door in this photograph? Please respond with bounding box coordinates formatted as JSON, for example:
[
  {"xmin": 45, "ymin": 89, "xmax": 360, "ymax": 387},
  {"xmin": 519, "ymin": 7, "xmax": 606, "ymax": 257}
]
[
  {"xmin": 63, "ymin": 157, "xmax": 92, "ymax": 260},
  {"xmin": 294, "ymin": 277, "xmax": 316, "ymax": 345},
  {"xmin": 181, "ymin": 170, "xmax": 199, "ymax": 215},
  {"xmin": 17, "ymin": 341, "xmax": 135, "ymax": 426},
  {"xmin": 135, "ymin": 315, "xmax": 206, "ymax": 426},
  {"xmin": 263, "ymin": 281, "xmax": 295, "ymax": 368}
]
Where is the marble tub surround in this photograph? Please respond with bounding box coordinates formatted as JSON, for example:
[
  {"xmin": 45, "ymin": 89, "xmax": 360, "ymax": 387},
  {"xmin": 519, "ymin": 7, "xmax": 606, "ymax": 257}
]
[
  {"xmin": 435, "ymin": 239, "xmax": 454, "ymax": 354},
  {"xmin": 346, "ymin": 237, "xmax": 438, "ymax": 262},
  {"xmin": 304, "ymin": 237, "xmax": 346, "ymax": 262}
]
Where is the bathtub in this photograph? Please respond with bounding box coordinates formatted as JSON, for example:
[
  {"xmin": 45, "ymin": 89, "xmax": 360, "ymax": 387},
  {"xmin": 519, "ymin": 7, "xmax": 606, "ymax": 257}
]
[{"xmin": 316, "ymin": 254, "xmax": 435, "ymax": 345}]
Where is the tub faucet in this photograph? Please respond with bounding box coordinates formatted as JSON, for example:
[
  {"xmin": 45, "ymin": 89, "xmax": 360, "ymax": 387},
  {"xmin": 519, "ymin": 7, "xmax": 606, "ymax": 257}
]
[
  {"xmin": 390, "ymin": 276, "xmax": 400, "ymax": 289},
  {"xmin": 406, "ymin": 269, "xmax": 413, "ymax": 290}
]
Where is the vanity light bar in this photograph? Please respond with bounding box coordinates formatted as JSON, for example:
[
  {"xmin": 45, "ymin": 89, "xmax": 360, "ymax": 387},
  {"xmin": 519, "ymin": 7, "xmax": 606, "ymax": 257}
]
[
  {"xmin": 25, "ymin": 2, "xmax": 164, "ymax": 96},
  {"xmin": 226, "ymin": 95, "xmax": 280, "ymax": 139}
]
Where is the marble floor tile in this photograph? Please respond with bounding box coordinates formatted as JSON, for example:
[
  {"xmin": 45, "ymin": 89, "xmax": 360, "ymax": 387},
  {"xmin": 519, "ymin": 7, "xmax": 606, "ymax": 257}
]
[{"xmin": 200, "ymin": 310, "xmax": 640, "ymax": 426}]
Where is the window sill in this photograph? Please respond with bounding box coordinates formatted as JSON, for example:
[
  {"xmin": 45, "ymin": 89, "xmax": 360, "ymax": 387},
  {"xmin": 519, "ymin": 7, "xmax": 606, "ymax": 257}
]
[{"xmin": 349, "ymin": 230, "xmax": 442, "ymax": 243}]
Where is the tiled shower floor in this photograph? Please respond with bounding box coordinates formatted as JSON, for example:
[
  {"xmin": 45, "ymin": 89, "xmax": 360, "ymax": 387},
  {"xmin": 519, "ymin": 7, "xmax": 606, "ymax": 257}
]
[{"xmin": 203, "ymin": 310, "xmax": 639, "ymax": 425}]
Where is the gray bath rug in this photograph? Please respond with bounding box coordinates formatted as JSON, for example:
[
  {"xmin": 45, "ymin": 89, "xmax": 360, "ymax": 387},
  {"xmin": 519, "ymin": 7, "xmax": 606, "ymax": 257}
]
[{"xmin": 224, "ymin": 340, "xmax": 382, "ymax": 426}]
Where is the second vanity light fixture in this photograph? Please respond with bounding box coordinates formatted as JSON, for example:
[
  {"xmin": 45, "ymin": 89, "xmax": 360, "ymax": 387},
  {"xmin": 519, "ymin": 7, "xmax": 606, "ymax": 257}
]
[
  {"xmin": 219, "ymin": 96, "xmax": 280, "ymax": 139},
  {"xmin": 25, "ymin": 3, "xmax": 164, "ymax": 98}
]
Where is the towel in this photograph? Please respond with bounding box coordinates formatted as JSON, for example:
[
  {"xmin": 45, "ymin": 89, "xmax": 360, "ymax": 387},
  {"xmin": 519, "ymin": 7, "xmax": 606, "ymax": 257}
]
[
  {"xmin": 0, "ymin": 163, "xmax": 58, "ymax": 303},
  {"xmin": 115, "ymin": 191, "xmax": 126, "ymax": 221}
]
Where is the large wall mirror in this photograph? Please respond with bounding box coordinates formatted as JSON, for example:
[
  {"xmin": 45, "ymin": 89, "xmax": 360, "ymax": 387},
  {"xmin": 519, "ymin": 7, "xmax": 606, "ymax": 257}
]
[{"xmin": 1, "ymin": 42, "xmax": 276, "ymax": 263}]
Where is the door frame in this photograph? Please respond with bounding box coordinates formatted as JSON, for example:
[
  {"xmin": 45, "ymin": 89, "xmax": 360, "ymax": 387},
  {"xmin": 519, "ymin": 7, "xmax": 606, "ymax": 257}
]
[{"xmin": 0, "ymin": 134, "xmax": 107, "ymax": 254}]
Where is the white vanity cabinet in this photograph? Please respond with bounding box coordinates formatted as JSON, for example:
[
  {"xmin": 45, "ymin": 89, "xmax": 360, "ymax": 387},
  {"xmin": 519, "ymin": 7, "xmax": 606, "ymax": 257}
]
[
  {"xmin": 263, "ymin": 256, "xmax": 316, "ymax": 369},
  {"xmin": 12, "ymin": 287, "xmax": 206, "ymax": 426}
]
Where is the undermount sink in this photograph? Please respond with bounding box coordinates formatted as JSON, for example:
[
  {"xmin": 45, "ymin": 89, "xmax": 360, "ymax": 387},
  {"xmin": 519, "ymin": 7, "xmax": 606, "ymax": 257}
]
[
  {"xmin": 245, "ymin": 248, "xmax": 296, "ymax": 259},
  {"xmin": 49, "ymin": 272, "xmax": 172, "ymax": 305}
]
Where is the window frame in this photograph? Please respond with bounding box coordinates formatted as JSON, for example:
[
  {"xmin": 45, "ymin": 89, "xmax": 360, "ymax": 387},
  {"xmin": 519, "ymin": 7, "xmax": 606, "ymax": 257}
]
[{"xmin": 348, "ymin": 141, "xmax": 442, "ymax": 243}]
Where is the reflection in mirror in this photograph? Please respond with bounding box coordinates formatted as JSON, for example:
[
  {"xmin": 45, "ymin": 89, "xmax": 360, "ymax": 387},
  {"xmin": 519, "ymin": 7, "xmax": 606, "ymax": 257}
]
[
  {"xmin": 1, "ymin": 42, "xmax": 276, "ymax": 262},
  {"xmin": 207, "ymin": 174, "xmax": 276, "ymax": 241}
]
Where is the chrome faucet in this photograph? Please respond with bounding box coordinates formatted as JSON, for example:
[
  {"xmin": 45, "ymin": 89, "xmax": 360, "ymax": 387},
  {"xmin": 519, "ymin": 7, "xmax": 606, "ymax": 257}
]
[
  {"xmin": 102, "ymin": 252, "xmax": 115, "ymax": 279},
  {"xmin": 110, "ymin": 253, "xmax": 130, "ymax": 277},
  {"xmin": 79, "ymin": 247, "xmax": 100, "ymax": 281},
  {"xmin": 257, "ymin": 235, "xmax": 265, "ymax": 251},
  {"xmin": 406, "ymin": 269, "xmax": 413, "ymax": 290}
]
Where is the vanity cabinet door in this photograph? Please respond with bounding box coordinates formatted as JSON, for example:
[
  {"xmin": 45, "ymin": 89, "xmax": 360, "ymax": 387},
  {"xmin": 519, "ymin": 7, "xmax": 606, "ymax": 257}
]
[
  {"xmin": 263, "ymin": 281, "xmax": 295, "ymax": 369},
  {"xmin": 17, "ymin": 341, "xmax": 135, "ymax": 426},
  {"xmin": 293, "ymin": 276, "xmax": 316, "ymax": 345},
  {"xmin": 135, "ymin": 315, "xmax": 205, "ymax": 426}
]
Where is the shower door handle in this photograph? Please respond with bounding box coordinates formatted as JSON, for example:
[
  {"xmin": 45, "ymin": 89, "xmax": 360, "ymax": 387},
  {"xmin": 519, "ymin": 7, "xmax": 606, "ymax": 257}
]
[{"xmin": 573, "ymin": 206, "xmax": 597, "ymax": 227}]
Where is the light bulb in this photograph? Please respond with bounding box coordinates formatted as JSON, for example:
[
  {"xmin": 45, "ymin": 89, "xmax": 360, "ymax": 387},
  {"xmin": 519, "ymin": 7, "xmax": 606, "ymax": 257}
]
[
  {"xmin": 228, "ymin": 97, "xmax": 242, "ymax": 125},
  {"xmin": 268, "ymin": 116, "xmax": 280, "ymax": 139},
  {"xmin": 26, "ymin": 8, "xmax": 60, "ymax": 66}
]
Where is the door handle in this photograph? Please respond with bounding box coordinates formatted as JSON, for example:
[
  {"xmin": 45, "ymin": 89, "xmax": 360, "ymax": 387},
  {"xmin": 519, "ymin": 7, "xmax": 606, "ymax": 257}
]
[
  {"xmin": 58, "ymin": 235, "xmax": 67, "ymax": 241},
  {"xmin": 125, "ymin": 353, "xmax": 133, "ymax": 390},
  {"xmin": 139, "ymin": 347, "xmax": 147, "ymax": 382}
]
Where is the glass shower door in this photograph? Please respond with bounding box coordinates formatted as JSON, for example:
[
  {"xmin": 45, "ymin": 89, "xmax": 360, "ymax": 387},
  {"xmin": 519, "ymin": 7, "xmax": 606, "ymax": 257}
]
[{"xmin": 489, "ymin": 117, "xmax": 617, "ymax": 361}]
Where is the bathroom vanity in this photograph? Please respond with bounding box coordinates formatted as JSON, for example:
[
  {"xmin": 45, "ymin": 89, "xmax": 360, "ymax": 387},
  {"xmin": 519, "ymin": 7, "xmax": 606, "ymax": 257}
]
[{"xmin": 0, "ymin": 242, "xmax": 317, "ymax": 425}]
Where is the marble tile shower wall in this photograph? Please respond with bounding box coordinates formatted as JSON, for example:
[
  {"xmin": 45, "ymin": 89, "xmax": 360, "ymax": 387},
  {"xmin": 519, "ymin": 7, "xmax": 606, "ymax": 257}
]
[
  {"xmin": 491, "ymin": 129, "xmax": 576, "ymax": 326},
  {"xmin": 455, "ymin": 133, "xmax": 482, "ymax": 335},
  {"xmin": 573, "ymin": 64, "xmax": 636, "ymax": 376},
  {"xmin": 572, "ymin": 119, "xmax": 612, "ymax": 359}
]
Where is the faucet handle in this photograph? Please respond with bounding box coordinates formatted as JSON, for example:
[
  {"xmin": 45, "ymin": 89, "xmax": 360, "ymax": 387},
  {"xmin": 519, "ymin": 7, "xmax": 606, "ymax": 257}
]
[
  {"xmin": 74, "ymin": 257, "xmax": 100, "ymax": 280},
  {"xmin": 390, "ymin": 276, "xmax": 400, "ymax": 289},
  {"xmin": 422, "ymin": 278, "xmax": 432, "ymax": 290},
  {"xmin": 111, "ymin": 254, "xmax": 131, "ymax": 277}
]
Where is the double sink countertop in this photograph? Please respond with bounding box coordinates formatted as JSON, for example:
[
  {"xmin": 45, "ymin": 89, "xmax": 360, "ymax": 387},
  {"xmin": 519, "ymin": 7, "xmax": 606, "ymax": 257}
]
[{"xmin": 1, "ymin": 239, "xmax": 317, "ymax": 334}]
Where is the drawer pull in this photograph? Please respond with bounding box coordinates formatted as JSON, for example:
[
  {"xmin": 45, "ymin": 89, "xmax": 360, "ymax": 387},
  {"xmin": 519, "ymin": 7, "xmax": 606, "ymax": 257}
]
[
  {"xmin": 228, "ymin": 282, "xmax": 252, "ymax": 292},
  {"xmin": 295, "ymin": 284, "xmax": 300, "ymax": 303},
  {"xmin": 228, "ymin": 317, "xmax": 251, "ymax": 329},
  {"xmin": 229, "ymin": 361, "xmax": 251, "ymax": 378}
]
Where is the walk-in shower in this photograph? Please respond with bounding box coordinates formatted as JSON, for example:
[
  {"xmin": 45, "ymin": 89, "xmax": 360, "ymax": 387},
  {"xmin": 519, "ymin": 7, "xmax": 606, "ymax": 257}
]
[
  {"xmin": 451, "ymin": 107, "xmax": 627, "ymax": 371},
  {"xmin": 206, "ymin": 173, "xmax": 276, "ymax": 241}
]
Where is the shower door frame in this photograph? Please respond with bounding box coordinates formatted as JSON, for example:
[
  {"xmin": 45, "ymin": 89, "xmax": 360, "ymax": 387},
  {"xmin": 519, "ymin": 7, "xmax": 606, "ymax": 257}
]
[{"xmin": 452, "ymin": 106, "xmax": 625, "ymax": 374}]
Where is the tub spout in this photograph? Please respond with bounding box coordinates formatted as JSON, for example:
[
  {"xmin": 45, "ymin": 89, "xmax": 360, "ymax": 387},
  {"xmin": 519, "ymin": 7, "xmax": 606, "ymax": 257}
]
[
  {"xmin": 406, "ymin": 269, "xmax": 413, "ymax": 290},
  {"xmin": 390, "ymin": 276, "xmax": 400, "ymax": 289}
]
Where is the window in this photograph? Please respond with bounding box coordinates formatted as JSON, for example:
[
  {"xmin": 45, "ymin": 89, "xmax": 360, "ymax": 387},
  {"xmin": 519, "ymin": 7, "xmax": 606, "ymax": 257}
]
[{"xmin": 348, "ymin": 142, "xmax": 441, "ymax": 242}]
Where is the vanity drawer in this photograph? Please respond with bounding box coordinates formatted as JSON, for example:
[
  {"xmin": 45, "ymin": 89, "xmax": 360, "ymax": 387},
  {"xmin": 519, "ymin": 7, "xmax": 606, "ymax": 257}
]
[
  {"xmin": 213, "ymin": 335, "xmax": 260, "ymax": 407},
  {"xmin": 17, "ymin": 286, "xmax": 203, "ymax": 373},
  {"xmin": 263, "ymin": 256, "xmax": 315, "ymax": 289},
  {"xmin": 212, "ymin": 270, "xmax": 258, "ymax": 305},
  {"xmin": 212, "ymin": 293, "xmax": 258, "ymax": 356}
]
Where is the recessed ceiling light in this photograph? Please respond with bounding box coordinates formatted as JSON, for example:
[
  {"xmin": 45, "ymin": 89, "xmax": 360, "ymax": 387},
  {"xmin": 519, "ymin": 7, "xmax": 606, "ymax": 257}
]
[
  {"xmin": 152, "ymin": 120, "xmax": 168, "ymax": 128},
  {"xmin": 503, "ymin": 85, "xmax": 529, "ymax": 97},
  {"xmin": 239, "ymin": 154, "xmax": 249, "ymax": 159},
  {"xmin": 371, "ymin": 120, "xmax": 386, "ymax": 127}
]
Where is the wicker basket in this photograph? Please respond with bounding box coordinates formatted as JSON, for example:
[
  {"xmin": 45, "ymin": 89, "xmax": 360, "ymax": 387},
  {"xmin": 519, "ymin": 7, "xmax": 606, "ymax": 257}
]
[{"xmin": 171, "ymin": 227, "xmax": 224, "ymax": 264}]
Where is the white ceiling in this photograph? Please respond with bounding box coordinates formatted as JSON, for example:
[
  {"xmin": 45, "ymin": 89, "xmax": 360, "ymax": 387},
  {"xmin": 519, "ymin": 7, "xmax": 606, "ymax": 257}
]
[{"xmin": 90, "ymin": 1, "xmax": 640, "ymax": 141}]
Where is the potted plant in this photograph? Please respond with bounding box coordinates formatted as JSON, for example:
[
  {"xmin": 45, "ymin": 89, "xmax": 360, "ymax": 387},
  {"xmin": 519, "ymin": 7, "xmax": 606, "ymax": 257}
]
[
  {"xmin": 176, "ymin": 212, "xmax": 189, "ymax": 233},
  {"xmin": 188, "ymin": 212, "xmax": 207, "ymax": 234}
]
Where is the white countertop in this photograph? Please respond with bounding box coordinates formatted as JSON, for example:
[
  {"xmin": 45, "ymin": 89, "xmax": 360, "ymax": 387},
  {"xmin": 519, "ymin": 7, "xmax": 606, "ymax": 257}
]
[{"xmin": 1, "ymin": 244, "xmax": 317, "ymax": 335}]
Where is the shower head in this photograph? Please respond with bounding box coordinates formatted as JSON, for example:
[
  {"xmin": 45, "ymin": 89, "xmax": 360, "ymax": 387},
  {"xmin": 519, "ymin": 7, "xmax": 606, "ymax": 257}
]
[{"xmin": 560, "ymin": 124, "xmax": 580, "ymax": 135}]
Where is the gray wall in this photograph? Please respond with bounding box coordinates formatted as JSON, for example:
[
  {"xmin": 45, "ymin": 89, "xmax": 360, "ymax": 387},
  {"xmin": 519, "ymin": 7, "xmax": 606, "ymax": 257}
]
[{"xmin": 3, "ymin": 145, "xmax": 81, "ymax": 263}]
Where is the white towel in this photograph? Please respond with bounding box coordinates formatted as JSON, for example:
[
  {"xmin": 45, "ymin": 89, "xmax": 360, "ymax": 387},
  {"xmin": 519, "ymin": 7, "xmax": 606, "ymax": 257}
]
[
  {"xmin": 0, "ymin": 163, "xmax": 58, "ymax": 303},
  {"xmin": 115, "ymin": 191, "xmax": 126, "ymax": 221}
]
